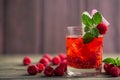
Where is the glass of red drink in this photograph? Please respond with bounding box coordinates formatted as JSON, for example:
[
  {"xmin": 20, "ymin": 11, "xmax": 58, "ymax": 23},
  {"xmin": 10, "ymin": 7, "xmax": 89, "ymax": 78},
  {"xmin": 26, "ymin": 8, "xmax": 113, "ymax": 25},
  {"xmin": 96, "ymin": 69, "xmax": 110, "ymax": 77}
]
[{"xmin": 66, "ymin": 26, "xmax": 103, "ymax": 76}]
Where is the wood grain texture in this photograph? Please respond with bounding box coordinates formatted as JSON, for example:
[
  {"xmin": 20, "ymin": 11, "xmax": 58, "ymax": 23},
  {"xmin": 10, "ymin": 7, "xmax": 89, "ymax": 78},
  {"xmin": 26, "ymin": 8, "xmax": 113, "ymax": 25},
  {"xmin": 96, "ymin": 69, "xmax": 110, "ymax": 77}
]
[
  {"xmin": 4, "ymin": 0, "xmax": 37, "ymax": 54},
  {"xmin": 0, "ymin": 0, "xmax": 120, "ymax": 54},
  {"xmin": 0, "ymin": 54, "xmax": 120, "ymax": 80},
  {"xmin": 0, "ymin": 0, "xmax": 4, "ymax": 54}
]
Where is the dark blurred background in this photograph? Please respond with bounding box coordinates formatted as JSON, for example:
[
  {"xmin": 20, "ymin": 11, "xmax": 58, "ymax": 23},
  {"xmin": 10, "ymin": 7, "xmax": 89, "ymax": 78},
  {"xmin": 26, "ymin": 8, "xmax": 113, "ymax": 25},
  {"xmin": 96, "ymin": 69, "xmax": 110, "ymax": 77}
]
[{"xmin": 0, "ymin": 0, "xmax": 119, "ymax": 54}]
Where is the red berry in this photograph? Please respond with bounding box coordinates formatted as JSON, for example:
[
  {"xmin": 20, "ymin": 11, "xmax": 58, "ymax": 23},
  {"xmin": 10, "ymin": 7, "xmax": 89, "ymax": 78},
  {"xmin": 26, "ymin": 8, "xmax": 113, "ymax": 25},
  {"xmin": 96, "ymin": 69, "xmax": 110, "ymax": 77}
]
[
  {"xmin": 27, "ymin": 65, "xmax": 38, "ymax": 75},
  {"xmin": 59, "ymin": 53, "xmax": 67, "ymax": 61},
  {"xmin": 104, "ymin": 63, "xmax": 114, "ymax": 74},
  {"xmin": 110, "ymin": 66, "xmax": 120, "ymax": 77},
  {"xmin": 97, "ymin": 22, "xmax": 108, "ymax": 34},
  {"xmin": 23, "ymin": 56, "xmax": 31, "ymax": 66},
  {"xmin": 52, "ymin": 56, "xmax": 61, "ymax": 65},
  {"xmin": 60, "ymin": 61, "xmax": 67, "ymax": 72},
  {"xmin": 61, "ymin": 59, "xmax": 67, "ymax": 63},
  {"xmin": 43, "ymin": 54, "xmax": 52, "ymax": 62},
  {"xmin": 54, "ymin": 64, "xmax": 65, "ymax": 76},
  {"xmin": 104, "ymin": 63, "xmax": 110, "ymax": 74},
  {"xmin": 44, "ymin": 66, "xmax": 54, "ymax": 77},
  {"xmin": 36, "ymin": 63, "xmax": 45, "ymax": 73},
  {"xmin": 39, "ymin": 57, "xmax": 49, "ymax": 66}
]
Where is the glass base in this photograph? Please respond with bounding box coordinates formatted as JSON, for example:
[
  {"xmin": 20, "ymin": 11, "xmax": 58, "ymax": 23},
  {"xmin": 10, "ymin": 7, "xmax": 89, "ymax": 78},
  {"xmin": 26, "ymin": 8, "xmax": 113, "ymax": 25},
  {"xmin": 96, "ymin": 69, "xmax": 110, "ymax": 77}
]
[{"xmin": 67, "ymin": 66, "xmax": 101, "ymax": 77}]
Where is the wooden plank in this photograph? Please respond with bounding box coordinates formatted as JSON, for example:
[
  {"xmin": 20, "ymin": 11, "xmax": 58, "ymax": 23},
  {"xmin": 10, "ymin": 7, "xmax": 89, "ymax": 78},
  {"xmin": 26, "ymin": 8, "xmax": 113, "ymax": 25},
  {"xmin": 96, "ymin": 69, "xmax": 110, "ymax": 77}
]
[
  {"xmin": 1, "ymin": 0, "xmax": 120, "ymax": 54},
  {"xmin": 4, "ymin": 0, "xmax": 38, "ymax": 54},
  {"xmin": 43, "ymin": 0, "xmax": 81, "ymax": 53},
  {"xmin": 43, "ymin": 0, "xmax": 68, "ymax": 53},
  {"xmin": 99, "ymin": 0, "xmax": 116, "ymax": 53},
  {"xmin": 0, "ymin": 0, "xmax": 4, "ymax": 54},
  {"xmin": 0, "ymin": 54, "xmax": 120, "ymax": 79},
  {"xmin": 35, "ymin": 0, "xmax": 44, "ymax": 53}
]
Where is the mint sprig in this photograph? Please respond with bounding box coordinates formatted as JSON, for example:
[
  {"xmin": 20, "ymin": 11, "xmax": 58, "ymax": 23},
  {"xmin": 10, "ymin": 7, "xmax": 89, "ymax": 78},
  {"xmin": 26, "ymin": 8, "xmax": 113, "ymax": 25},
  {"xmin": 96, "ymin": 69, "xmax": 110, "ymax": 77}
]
[
  {"xmin": 82, "ymin": 12, "xmax": 102, "ymax": 44},
  {"xmin": 83, "ymin": 32, "xmax": 94, "ymax": 44},
  {"xmin": 103, "ymin": 57, "xmax": 120, "ymax": 66},
  {"xmin": 92, "ymin": 12, "xmax": 102, "ymax": 25},
  {"xmin": 82, "ymin": 14, "xmax": 93, "ymax": 27}
]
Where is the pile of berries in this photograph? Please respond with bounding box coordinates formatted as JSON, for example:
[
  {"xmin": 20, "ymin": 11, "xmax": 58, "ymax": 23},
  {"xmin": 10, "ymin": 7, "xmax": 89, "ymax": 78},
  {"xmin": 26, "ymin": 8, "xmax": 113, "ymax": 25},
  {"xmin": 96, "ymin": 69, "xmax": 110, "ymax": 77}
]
[
  {"xmin": 104, "ymin": 63, "xmax": 120, "ymax": 77},
  {"xmin": 23, "ymin": 53, "xmax": 67, "ymax": 76},
  {"xmin": 103, "ymin": 57, "xmax": 120, "ymax": 77}
]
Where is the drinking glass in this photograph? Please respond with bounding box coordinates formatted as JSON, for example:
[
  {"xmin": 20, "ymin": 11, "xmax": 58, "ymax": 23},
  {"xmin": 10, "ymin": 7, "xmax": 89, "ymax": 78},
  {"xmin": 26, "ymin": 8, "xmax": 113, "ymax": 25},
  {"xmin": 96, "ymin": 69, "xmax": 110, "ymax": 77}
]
[{"xmin": 66, "ymin": 26, "xmax": 103, "ymax": 76}]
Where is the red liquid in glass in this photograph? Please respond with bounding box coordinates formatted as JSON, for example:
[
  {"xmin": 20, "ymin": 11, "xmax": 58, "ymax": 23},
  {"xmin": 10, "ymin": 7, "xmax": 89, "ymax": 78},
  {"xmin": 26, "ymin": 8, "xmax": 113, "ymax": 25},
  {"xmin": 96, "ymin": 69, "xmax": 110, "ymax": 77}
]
[{"xmin": 66, "ymin": 36, "xmax": 103, "ymax": 69}]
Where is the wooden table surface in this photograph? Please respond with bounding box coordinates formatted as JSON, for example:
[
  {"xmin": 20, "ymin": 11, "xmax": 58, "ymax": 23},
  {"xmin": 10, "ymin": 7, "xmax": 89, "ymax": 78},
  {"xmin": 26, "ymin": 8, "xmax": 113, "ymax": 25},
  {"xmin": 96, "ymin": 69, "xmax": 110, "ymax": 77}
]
[{"xmin": 0, "ymin": 53, "xmax": 120, "ymax": 80}]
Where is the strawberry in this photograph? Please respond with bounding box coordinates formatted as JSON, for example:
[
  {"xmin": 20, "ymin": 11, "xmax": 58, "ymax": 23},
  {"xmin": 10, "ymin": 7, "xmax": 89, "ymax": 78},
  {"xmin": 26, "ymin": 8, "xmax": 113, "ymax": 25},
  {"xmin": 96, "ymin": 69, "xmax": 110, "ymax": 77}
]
[
  {"xmin": 110, "ymin": 66, "xmax": 120, "ymax": 77},
  {"xmin": 97, "ymin": 22, "xmax": 108, "ymax": 34},
  {"xmin": 23, "ymin": 56, "xmax": 31, "ymax": 66}
]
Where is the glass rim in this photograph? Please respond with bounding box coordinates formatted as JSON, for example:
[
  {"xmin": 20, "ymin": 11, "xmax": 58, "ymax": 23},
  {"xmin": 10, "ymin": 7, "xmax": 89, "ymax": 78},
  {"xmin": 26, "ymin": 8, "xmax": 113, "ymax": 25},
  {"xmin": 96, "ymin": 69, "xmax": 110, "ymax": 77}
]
[
  {"xmin": 67, "ymin": 26, "xmax": 81, "ymax": 28},
  {"xmin": 67, "ymin": 26, "xmax": 82, "ymax": 30}
]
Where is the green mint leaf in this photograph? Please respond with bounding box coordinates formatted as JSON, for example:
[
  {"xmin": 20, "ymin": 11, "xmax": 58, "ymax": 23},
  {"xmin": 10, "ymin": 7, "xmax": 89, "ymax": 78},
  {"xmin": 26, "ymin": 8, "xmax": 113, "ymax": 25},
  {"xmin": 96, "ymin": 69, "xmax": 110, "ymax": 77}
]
[
  {"xmin": 84, "ymin": 26, "xmax": 90, "ymax": 32},
  {"xmin": 82, "ymin": 11, "xmax": 103, "ymax": 44},
  {"xmin": 118, "ymin": 60, "xmax": 120, "ymax": 66},
  {"xmin": 82, "ymin": 14, "xmax": 92, "ymax": 27},
  {"xmin": 92, "ymin": 12, "xmax": 102, "ymax": 25},
  {"xmin": 83, "ymin": 32, "xmax": 94, "ymax": 44},
  {"xmin": 103, "ymin": 58, "xmax": 115, "ymax": 64},
  {"xmin": 115, "ymin": 57, "xmax": 120, "ymax": 66},
  {"xmin": 92, "ymin": 28, "xmax": 99, "ymax": 38}
]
